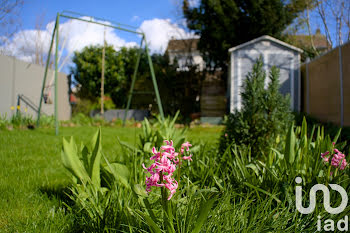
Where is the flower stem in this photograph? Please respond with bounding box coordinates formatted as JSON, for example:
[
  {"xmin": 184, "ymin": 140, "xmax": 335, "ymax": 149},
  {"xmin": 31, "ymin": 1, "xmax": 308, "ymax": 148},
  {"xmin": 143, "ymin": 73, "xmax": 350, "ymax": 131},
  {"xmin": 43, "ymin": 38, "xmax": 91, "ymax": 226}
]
[{"xmin": 160, "ymin": 172, "xmax": 174, "ymax": 232}]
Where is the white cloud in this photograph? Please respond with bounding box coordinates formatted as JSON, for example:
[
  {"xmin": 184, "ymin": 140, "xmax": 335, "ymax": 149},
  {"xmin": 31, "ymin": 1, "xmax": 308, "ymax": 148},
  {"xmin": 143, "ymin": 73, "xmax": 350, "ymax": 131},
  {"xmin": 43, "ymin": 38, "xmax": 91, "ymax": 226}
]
[
  {"xmin": 139, "ymin": 18, "xmax": 196, "ymax": 54},
  {"xmin": 0, "ymin": 16, "xmax": 196, "ymax": 66},
  {"xmin": 0, "ymin": 28, "xmax": 52, "ymax": 63},
  {"xmin": 0, "ymin": 16, "xmax": 137, "ymax": 65},
  {"xmin": 58, "ymin": 17, "xmax": 137, "ymax": 54}
]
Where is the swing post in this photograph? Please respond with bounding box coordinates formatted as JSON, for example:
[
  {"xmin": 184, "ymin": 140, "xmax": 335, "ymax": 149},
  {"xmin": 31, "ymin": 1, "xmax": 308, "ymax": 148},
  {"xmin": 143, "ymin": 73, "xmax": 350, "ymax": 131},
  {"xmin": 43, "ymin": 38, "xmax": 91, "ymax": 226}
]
[{"xmin": 36, "ymin": 15, "xmax": 57, "ymax": 127}]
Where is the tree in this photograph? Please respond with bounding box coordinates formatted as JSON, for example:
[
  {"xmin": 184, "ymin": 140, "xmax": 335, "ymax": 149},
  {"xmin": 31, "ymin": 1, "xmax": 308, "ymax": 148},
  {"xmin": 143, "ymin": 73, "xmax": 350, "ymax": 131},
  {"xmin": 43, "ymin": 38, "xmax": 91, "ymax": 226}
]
[
  {"xmin": 71, "ymin": 45, "xmax": 137, "ymax": 108},
  {"xmin": 315, "ymin": 0, "xmax": 350, "ymax": 47},
  {"xmin": 0, "ymin": 0, "xmax": 23, "ymax": 52},
  {"xmin": 71, "ymin": 44, "xmax": 203, "ymax": 120},
  {"xmin": 123, "ymin": 50, "xmax": 204, "ymax": 121},
  {"xmin": 182, "ymin": 0, "xmax": 307, "ymax": 69},
  {"xmin": 0, "ymin": 0, "xmax": 23, "ymax": 54},
  {"xmin": 219, "ymin": 59, "xmax": 293, "ymax": 157}
]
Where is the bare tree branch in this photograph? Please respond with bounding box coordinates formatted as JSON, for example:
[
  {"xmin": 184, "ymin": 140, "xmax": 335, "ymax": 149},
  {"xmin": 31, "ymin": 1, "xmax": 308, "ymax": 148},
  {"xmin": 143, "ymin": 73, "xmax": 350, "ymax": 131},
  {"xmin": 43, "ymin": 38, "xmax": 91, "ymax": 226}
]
[{"xmin": 0, "ymin": 0, "xmax": 23, "ymax": 49}]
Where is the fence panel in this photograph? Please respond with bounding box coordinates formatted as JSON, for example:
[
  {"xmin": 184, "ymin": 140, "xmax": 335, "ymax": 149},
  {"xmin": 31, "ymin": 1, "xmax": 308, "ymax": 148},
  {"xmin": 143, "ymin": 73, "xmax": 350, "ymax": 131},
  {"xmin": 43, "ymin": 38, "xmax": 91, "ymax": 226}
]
[{"xmin": 301, "ymin": 41, "xmax": 350, "ymax": 126}]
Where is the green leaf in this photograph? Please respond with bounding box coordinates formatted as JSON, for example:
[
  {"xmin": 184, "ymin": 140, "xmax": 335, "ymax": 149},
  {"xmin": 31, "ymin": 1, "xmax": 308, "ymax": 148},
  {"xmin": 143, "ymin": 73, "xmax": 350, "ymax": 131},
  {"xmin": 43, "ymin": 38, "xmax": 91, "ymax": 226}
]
[
  {"xmin": 133, "ymin": 184, "xmax": 148, "ymax": 197},
  {"xmin": 117, "ymin": 137, "xmax": 142, "ymax": 153},
  {"xmin": 243, "ymin": 182, "xmax": 281, "ymax": 203},
  {"xmin": 271, "ymin": 148, "xmax": 284, "ymax": 160},
  {"xmin": 246, "ymin": 164, "xmax": 260, "ymax": 177},
  {"xmin": 284, "ymin": 124, "xmax": 295, "ymax": 165},
  {"xmin": 103, "ymin": 158, "xmax": 130, "ymax": 188},
  {"xmin": 61, "ymin": 137, "xmax": 88, "ymax": 183},
  {"xmin": 135, "ymin": 209, "xmax": 162, "ymax": 233},
  {"xmin": 333, "ymin": 128, "xmax": 342, "ymax": 144},
  {"xmin": 191, "ymin": 196, "xmax": 216, "ymax": 233},
  {"xmin": 144, "ymin": 142, "xmax": 152, "ymax": 152},
  {"xmin": 170, "ymin": 110, "xmax": 180, "ymax": 126},
  {"xmin": 88, "ymin": 128, "xmax": 102, "ymax": 187}
]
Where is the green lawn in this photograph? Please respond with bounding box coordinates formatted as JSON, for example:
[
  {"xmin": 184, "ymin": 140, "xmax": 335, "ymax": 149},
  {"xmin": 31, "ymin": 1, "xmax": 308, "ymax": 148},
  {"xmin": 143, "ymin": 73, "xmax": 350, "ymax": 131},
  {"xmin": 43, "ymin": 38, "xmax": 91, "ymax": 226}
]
[{"xmin": 0, "ymin": 125, "xmax": 222, "ymax": 232}]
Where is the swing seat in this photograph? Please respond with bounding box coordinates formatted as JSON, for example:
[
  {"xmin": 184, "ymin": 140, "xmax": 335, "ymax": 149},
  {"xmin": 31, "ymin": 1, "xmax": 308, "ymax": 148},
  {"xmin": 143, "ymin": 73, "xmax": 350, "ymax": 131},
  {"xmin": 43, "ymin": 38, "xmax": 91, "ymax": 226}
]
[{"xmin": 43, "ymin": 94, "xmax": 53, "ymax": 104}]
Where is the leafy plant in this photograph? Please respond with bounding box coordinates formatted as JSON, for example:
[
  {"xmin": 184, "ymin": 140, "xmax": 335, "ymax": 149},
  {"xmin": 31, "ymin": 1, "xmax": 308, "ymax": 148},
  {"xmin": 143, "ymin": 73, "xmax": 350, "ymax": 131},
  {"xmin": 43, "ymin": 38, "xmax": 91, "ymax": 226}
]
[
  {"xmin": 219, "ymin": 59, "xmax": 293, "ymax": 157},
  {"xmin": 265, "ymin": 118, "xmax": 346, "ymax": 184},
  {"xmin": 0, "ymin": 114, "xmax": 8, "ymax": 130},
  {"xmin": 39, "ymin": 115, "xmax": 55, "ymax": 127},
  {"xmin": 10, "ymin": 112, "xmax": 35, "ymax": 127},
  {"xmin": 135, "ymin": 141, "xmax": 217, "ymax": 233},
  {"xmin": 138, "ymin": 111, "xmax": 187, "ymax": 153},
  {"xmin": 136, "ymin": 186, "xmax": 217, "ymax": 233},
  {"xmin": 61, "ymin": 128, "xmax": 131, "ymax": 232},
  {"xmin": 217, "ymin": 118, "xmax": 349, "ymax": 198}
]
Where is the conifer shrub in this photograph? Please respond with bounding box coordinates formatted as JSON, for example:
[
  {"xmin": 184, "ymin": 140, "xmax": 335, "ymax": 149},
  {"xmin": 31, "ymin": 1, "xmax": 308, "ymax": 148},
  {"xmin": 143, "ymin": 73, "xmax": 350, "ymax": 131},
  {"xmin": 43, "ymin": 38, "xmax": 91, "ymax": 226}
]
[{"xmin": 219, "ymin": 59, "xmax": 294, "ymax": 157}]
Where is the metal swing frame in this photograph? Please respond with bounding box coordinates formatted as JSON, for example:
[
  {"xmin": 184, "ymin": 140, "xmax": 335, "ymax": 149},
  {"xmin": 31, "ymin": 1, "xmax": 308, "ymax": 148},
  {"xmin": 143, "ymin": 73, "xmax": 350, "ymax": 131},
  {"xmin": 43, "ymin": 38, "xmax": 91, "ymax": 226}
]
[{"xmin": 36, "ymin": 11, "xmax": 165, "ymax": 135}]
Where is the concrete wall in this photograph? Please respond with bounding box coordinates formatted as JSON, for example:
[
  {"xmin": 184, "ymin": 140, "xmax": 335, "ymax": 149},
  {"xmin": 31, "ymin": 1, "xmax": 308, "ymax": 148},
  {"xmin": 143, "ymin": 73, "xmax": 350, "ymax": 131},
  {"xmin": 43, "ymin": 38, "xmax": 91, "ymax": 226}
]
[
  {"xmin": 0, "ymin": 54, "xmax": 71, "ymax": 120},
  {"xmin": 301, "ymin": 41, "xmax": 350, "ymax": 126},
  {"xmin": 229, "ymin": 37, "xmax": 301, "ymax": 113}
]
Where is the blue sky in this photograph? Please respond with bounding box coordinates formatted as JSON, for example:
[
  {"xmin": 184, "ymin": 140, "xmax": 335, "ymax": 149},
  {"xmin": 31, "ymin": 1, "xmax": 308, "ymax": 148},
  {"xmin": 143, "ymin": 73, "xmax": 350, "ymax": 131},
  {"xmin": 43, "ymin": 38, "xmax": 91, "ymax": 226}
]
[
  {"xmin": 20, "ymin": 0, "xmax": 181, "ymax": 30},
  {"xmin": 2, "ymin": 0, "xmax": 347, "ymax": 71},
  {"xmin": 2, "ymin": 0, "xmax": 196, "ymax": 71}
]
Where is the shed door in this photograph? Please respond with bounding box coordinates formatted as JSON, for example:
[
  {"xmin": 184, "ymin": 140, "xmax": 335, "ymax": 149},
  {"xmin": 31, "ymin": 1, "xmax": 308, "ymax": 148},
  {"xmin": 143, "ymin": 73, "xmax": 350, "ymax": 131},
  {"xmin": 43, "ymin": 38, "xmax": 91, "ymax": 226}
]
[
  {"xmin": 267, "ymin": 54, "xmax": 293, "ymax": 96},
  {"xmin": 234, "ymin": 52, "xmax": 262, "ymax": 111}
]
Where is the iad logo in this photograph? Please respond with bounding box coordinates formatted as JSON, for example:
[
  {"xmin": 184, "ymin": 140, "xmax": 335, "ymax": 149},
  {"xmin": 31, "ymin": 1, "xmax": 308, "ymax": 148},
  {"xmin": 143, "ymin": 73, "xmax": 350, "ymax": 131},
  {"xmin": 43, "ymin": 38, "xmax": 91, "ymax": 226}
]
[
  {"xmin": 295, "ymin": 177, "xmax": 348, "ymax": 214},
  {"xmin": 295, "ymin": 177, "xmax": 349, "ymax": 231}
]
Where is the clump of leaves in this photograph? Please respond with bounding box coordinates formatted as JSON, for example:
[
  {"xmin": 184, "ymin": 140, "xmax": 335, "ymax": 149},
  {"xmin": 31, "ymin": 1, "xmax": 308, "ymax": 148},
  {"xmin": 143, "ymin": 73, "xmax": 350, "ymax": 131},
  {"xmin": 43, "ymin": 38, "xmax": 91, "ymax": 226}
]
[
  {"xmin": 61, "ymin": 128, "xmax": 131, "ymax": 232},
  {"xmin": 219, "ymin": 59, "xmax": 293, "ymax": 157},
  {"xmin": 138, "ymin": 111, "xmax": 187, "ymax": 153}
]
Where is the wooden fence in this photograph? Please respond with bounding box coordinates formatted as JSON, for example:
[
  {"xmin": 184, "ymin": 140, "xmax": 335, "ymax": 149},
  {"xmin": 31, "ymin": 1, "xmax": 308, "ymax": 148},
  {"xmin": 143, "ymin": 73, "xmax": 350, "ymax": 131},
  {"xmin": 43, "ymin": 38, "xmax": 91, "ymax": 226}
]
[{"xmin": 301, "ymin": 40, "xmax": 350, "ymax": 126}]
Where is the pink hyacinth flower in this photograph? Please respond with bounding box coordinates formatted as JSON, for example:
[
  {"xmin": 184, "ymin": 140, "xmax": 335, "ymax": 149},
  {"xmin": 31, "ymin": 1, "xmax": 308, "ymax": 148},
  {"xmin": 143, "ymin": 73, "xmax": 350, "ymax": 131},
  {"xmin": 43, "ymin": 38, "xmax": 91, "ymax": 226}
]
[
  {"xmin": 321, "ymin": 151, "xmax": 329, "ymax": 158},
  {"xmin": 163, "ymin": 140, "xmax": 173, "ymax": 146},
  {"xmin": 182, "ymin": 154, "xmax": 193, "ymax": 161},
  {"xmin": 165, "ymin": 180, "xmax": 178, "ymax": 200},
  {"xmin": 142, "ymin": 163, "xmax": 157, "ymax": 174},
  {"xmin": 180, "ymin": 142, "xmax": 192, "ymax": 153},
  {"xmin": 150, "ymin": 147, "xmax": 161, "ymax": 161},
  {"xmin": 340, "ymin": 159, "xmax": 347, "ymax": 170},
  {"xmin": 161, "ymin": 145, "xmax": 175, "ymax": 153},
  {"xmin": 143, "ymin": 140, "xmax": 193, "ymax": 200}
]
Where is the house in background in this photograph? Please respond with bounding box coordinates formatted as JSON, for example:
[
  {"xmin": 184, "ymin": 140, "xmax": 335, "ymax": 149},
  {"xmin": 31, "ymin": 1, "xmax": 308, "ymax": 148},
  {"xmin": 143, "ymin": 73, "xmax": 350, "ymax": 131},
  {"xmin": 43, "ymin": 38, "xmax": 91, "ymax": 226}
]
[
  {"xmin": 0, "ymin": 54, "xmax": 71, "ymax": 120},
  {"xmin": 228, "ymin": 35, "xmax": 303, "ymax": 113},
  {"xmin": 165, "ymin": 38, "xmax": 205, "ymax": 71},
  {"xmin": 165, "ymin": 38, "xmax": 226, "ymax": 124},
  {"xmin": 288, "ymin": 29, "xmax": 331, "ymax": 57}
]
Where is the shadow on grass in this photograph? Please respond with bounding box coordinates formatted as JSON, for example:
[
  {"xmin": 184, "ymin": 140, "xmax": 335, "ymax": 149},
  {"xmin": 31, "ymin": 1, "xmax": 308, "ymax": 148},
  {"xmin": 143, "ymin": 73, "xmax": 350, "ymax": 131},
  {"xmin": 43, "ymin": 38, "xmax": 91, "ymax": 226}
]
[
  {"xmin": 39, "ymin": 184, "xmax": 85, "ymax": 233},
  {"xmin": 39, "ymin": 183, "xmax": 75, "ymax": 207}
]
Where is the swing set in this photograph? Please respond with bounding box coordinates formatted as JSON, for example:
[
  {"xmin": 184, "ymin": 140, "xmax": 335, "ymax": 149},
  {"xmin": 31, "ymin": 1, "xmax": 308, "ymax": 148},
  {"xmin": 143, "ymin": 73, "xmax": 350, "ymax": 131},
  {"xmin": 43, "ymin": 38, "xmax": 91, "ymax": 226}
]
[{"xmin": 36, "ymin": 11, "xmax": 164, "ymax": 135}]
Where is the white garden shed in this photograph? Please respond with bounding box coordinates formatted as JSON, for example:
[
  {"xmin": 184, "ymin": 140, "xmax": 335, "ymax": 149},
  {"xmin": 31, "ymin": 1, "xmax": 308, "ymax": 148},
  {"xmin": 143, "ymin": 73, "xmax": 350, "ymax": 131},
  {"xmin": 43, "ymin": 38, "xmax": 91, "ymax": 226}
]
[{"xmin": 228, "ymin": 35, "xmax": 303, "ymax": 113}]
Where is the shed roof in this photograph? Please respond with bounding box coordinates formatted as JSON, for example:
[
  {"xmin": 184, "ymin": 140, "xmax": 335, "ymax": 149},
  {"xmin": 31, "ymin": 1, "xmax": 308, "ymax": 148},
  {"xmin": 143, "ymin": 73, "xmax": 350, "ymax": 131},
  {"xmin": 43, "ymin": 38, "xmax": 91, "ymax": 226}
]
[{"xmin": 228, "ymin": 35, "xmax": 303, "ymax": 53}]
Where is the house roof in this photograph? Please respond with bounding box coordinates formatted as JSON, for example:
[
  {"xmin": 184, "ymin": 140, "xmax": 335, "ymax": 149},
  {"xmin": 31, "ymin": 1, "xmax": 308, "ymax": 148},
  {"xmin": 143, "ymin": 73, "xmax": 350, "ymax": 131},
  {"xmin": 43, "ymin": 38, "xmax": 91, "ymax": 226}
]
[
  {"xmin": 166, "ymin": 38, "xmax": 199, "ymax": 53},
  {"xmin": 288, "ymin": 33, "xmax": 330, "ymax": 50},
  {"xmin": 228, "ymin": 35, "xmax": 303, "ymax": 53}
]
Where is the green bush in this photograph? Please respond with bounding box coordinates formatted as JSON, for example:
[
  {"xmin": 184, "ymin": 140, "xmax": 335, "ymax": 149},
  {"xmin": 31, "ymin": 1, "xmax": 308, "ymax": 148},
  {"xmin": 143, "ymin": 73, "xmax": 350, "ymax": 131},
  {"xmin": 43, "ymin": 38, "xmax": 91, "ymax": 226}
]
[
  {"xmin": 91, "ymin": 95, "xmax": 116, "ymax": 111},
  {"xmin": 10, "ymin": 112, "xmax": 35, "ymax": 127},
  {"xmin": 219, "ymin": 59, "xmax": 293, "ymax": 157},
  {"xmin": 71, "ymin": 98, "xmax": 97, "ymax": 116}
]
